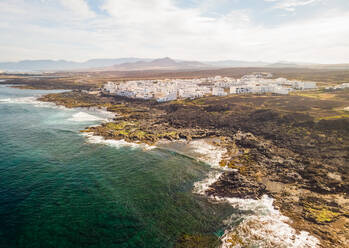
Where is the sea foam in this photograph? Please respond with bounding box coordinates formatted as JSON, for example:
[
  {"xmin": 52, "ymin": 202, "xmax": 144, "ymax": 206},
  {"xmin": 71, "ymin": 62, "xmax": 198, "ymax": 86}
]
[
  {"xmin": 81, "ymin": 132, "xmax": 156, "ymax": 150},
  {"xmin": 220, "ymin": 195, "xmax": 319, "ymax": 248},
  {"xmin": 68, "ymin": 112, "xmax": 107, "ymax": 122},
  {"xmin": 193, "ymin": 171, "xmax": 223, "ymax": 195},
  {"xmin": 85, "ymin": 107, "xmax": 116, "ymax": 119},
  {"xmin": 0, "ymin": 96, "xmax": 113, "ymax": 124},
  {"xmin": 0, "ymin": 96, "xmax": 65, "ymax": 109},
  {"xmin": 194, "ymin": 171, "xmax": 319, "ymax": 248},
  {"xmin": 187, "ymin": 139, "xmax": 228, "ymax": 168},
  {"xmin": 191, "ymin": 140, "xmax": 320, "ymax": 248}
]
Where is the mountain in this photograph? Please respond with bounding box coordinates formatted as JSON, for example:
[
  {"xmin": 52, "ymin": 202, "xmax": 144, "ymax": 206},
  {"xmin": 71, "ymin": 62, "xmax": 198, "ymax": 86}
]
[
  {"xmin": 308, "ymin": 64, "xmax": 349, "ymax": 70},
  {"xmin": 206, "ymin": 60, "xmax": 269, "ymax": 68},
  {"xmin": 101, "ymin": 57, "xmax": 211, "ymax": 71},
  {"xmin": 1, "ymin": 57, "xmax": 347, "ymax": 72},
  {"xmin": 81, "ymin": 58, "xmax": 153, "ymax": 68},
  {"xmin": 266, "ymin": 62, "xmax": 301, "ymax": 68},
  {"xmin": 0, "ymin": 60, "xmax": 77, "ymax": 71},
  {"xmin": 265, "ymin": 61, "xmax": 349, "ymax": 69},
  {"xmin": 0, "ymin": 58, "xmax": 151, "ymax": 72}
]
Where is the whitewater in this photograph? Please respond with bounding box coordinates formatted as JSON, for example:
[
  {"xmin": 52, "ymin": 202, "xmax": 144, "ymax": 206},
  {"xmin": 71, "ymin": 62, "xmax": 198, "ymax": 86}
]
[{"xmin": 191, "ymin": 142, "xmax": 320, "ymax": 248}]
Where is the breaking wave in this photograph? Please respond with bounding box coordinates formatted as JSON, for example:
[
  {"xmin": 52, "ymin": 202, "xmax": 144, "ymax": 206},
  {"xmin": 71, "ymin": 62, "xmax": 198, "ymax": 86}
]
[
  {"xmin": 81, "ymin": 132, "xmax": 156, "ymax": 150},
  {"xmin": 190, "ymin": 138, "xmax": 319, "ymax": 248},
  {"xmin": 187, "ymin": 139, "xmax": 228, "ymax": 168},
  {"xmin": 68, "ymin": 112, "xmax": 107, "ymax": 122},
  {"xmin": 85, "ymin": 107, "xmax": 116, "ymax": 119},
  {"xmin": 0, "ymin": 97, "xmax": 113, "ymax": 124},
  {"xmin": 193, "ymin": 172, "xmax": 320, "ymax": 248},
  {"xmin": 220, "ymin": 195, "xmax": 319, "ymax": 248},
  {"xmin": 0, "ymin": 97, "xmax": 65, "ymax": 109},
  {"xmin": 193, "ymin": 171, "xmax": 223, "ymax": 195}
]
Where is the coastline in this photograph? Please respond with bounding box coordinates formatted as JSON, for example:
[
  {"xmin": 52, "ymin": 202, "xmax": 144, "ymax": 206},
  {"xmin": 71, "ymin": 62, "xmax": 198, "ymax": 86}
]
[
  {"xmin": 6, "ymin": 85, "xmax": 349, "ymax": 247},
  {"xmin": 79, "ymin": 129, "xmax": 322, "ymax": 247},
  {"xmin": 156, "ymin": 137, "xmax": 321, "ymax": 247}
]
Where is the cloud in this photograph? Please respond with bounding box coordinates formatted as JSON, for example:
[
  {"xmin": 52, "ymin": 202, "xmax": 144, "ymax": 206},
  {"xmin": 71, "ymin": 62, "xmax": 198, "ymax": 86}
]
[
  {"xmin": 59, "ymin": 0, "xmax": 95, "ymax": 18},
  {"xmin": 0, "ymin": 0, "xmax": 348, "ymax": 63},
  {"xmin": 96, "ymin": 0, "xmax": 349, "ymax": 63},
  {"xmin": 264, "ymin": 0, "xmax": 322, "ymax": 11}
]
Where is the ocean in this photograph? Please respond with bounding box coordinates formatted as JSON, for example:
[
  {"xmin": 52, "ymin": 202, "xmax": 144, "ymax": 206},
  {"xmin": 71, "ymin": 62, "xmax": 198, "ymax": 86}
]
[{"xmin": 0, "ymin": 85, "xmax": 234, "ymax": 248}]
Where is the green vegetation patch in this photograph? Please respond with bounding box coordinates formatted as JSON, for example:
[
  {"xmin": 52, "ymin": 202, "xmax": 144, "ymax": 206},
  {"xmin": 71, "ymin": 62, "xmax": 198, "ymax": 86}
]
[
  {"xmin": 192, "ymin": 99, "xmax": 207, "ymax": 105},
  {"xmin": 303, "ymin": 201, "xmax": 341, "ymax": 224},
  {"xmin": 219, "ymin": 154, "xmax": 252, "ymax": 175},
  {"xmin": 130, "ymin": 130, "xmax": 147, "ymax": 139},
  {"xmin": 317, "ymin": 114, "xmax": 349, "ymax": 121},
  {"xmin": 158, "ymin": 131, "xmax": 179, "ymax": 140},
  {"xmin": 105, "ymin": 121, "xmax": 137, "ymax": 130},
  {"xmin": 113, "ymin": 130, "xmax": 130, "ymax": 136}
]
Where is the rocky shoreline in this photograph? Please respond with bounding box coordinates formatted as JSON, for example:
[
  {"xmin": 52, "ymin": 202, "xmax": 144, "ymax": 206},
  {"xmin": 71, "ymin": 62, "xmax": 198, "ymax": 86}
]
[{"xmin": 39, "ymin": 90, "xmax": 349, "ymax": 247}]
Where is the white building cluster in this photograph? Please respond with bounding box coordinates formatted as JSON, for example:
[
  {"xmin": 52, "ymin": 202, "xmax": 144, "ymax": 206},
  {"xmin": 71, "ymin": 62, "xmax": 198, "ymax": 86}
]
[
  {"xmin": 229, "ymin": 75, "xmax": 317, "ymax": 95},
  {"xmin": 103, "ymin": 73, "xmax": 317, "ymax": 102},
  {"xmin": 325, "ymin": 83, "xmax": 349, "ymax": 91}
]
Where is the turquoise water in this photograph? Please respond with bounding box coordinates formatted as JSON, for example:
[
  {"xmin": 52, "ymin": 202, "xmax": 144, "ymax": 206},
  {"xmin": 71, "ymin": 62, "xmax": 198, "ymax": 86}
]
[{"xmin": 0, "ymin": 86, "xmax": 233, "ymax": 248}]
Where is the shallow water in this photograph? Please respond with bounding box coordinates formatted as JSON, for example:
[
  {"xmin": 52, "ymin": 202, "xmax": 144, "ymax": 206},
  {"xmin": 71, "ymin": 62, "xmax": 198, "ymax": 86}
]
[{"xmin": 0, "ymin": 86, "xmax": 234, "ymax": 248}]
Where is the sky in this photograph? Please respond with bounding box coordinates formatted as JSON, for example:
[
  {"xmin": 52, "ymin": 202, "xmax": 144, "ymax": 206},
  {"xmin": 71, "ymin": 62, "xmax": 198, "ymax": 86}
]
[{"xmin": 0, "ymin": 0, "xmax": 348, "ymax": 63}]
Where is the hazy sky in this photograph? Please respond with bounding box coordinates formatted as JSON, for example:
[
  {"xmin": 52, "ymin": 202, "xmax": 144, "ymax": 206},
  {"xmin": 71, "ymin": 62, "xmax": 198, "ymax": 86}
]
[{"xmin": 1, "ymin": 0, "xmax": 348, "ymax": 63}]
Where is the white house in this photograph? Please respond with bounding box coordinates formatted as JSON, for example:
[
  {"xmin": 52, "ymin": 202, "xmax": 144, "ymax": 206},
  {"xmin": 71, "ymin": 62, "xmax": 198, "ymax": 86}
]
[
  {"xmin": 104, "ymin": 81, "xmax": 118, "ymax": 94},
  {"xmin": 212, "ymin": 87, "xmax": 227, "ymax": 96},
  {"xmin": 294, "ymin": 81, "xmax": 317, "ymax": 90},
  {"xmin": 157, "ymin": 91, "xmax": 177, "ymax": 102},
  {"xmin": 273, "ymin": 87, "xmax": 290, "ymax": 95}
]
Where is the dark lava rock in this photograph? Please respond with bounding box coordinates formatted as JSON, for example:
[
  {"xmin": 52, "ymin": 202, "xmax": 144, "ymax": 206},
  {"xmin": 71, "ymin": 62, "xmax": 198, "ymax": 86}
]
[{"xmin": 206, "ymin": 171, "xmax": 268, "ymax": 199}]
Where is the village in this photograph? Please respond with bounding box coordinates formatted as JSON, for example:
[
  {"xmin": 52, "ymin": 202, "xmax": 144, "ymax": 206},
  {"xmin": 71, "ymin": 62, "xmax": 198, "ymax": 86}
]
[
  {"xmin": 325, "ymin": 82, "xmax": 349, "ymax": 91},
  {"xmin": 102, "ymin": 73, "xmax": 318, "ymax": 102}
]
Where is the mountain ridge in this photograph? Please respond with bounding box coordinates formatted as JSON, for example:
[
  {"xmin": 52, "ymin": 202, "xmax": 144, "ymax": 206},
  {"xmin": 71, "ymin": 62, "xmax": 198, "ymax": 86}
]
[
  {"xmin": 99, "ymin": 57, "xmax": 211, "ymax": 71},
  {"xmin": 1, "ymin": 57, "xmax": 348, "ymax": 72}
]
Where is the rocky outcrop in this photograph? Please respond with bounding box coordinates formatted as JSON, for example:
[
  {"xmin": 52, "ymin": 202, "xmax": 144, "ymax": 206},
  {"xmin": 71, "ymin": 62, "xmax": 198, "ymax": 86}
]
[{"xmin": 206, "ymin": 171, "xmax": 268, "ymax": 199}]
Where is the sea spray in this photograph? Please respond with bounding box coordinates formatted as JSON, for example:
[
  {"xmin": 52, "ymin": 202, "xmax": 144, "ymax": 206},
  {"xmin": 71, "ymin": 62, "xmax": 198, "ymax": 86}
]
[
  {"xmin": 219, "ymin": 195, "xmax": 320, "ymax": 248},
  {"xmin": 68, "ymin": 112, "xmax": 107, "ymax": 122},
  {"xmin": 84, "ymin": 106, "xmax": 116, "ymax": 119},
  {"xmin": 188, "ymin": 139, "xmax": 228, "ymax": 168},
  {"xmin": 0, "ymin": 92, "xmax": 114, "ymax": 124},
  {"xmin": 0, "ymin": 96, "xmax": 61, "ymax": 108},
  {"xmin": 81, "ymin": 132, "xmax": 156, "ymax": 150},
  {"xmin": 193, "ymin": 171, "xmax": 224, "ymax": 195}
]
